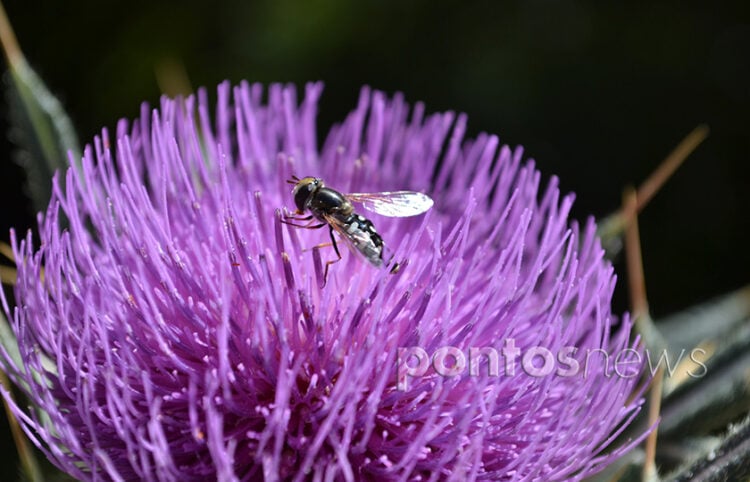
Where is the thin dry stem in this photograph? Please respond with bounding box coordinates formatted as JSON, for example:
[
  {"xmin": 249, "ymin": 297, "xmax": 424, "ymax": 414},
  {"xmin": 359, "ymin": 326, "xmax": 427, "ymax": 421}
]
[
  {"xmin": 599, "ymin": 125, "xmax": 709, "ymax": 246},
  {"xmin": 0, "ymin": 265, "xmax": 16, "ymax": 285},
  {"xmin": 0, "ymin": 241, "xmax": 14, "ymax": 262},
  {"xmin": 636, "ymin": 125, "xmax": 709, "ymax": 213},
  {"xmin": 1, "ymin": 242, "xmax": 17, "ymax": 285},
  {"xmin": 623, "ymin": 187, "xmax": 664, "ymax": 481},
  {"xmin": 624, "ymin": 187, "xmax": 649, "ymax": 319},
  {"xmin": 155, "ymin": 57, "xmax": 193, "ymax": 97},
  {"xmin": 0, "ymin": 0, "xmax": 22, "ymax": 66},
  {"xmin": 644, "ymin": 365, "xmax": 664, "ymax": 482}
]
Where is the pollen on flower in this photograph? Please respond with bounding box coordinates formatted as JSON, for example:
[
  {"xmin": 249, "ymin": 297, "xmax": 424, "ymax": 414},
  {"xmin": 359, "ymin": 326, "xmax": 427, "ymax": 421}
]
[{"xmin": 0, "ymin": 81, "xmax": 649, "ymax": 481}]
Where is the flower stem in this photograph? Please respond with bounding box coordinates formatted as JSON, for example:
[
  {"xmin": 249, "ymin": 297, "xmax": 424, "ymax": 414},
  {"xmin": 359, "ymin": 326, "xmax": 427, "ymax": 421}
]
[{"xmin": 623, "ymin": 186, "xmax": 665, "ymax": 482}]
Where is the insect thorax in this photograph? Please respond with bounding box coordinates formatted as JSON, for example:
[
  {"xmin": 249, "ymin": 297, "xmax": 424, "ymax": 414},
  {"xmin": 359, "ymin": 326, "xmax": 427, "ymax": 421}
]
[{"xmin": 308, "ymin": 187, "xmax": 353, "ymax": 218}]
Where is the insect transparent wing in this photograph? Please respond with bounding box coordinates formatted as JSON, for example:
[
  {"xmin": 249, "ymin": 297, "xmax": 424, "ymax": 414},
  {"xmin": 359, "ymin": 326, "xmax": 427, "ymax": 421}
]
[
  {"xmin": 345, "ymin": 191, "xmax": 434, "ymax": 217},
  {"xmin": 324, "ymin": 214, "xmax": 384, "ymax": 267}
]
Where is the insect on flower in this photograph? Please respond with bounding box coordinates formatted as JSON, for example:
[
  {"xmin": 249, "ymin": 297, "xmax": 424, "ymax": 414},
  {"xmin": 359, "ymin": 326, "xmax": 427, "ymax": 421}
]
[
  {"xmin": 284, "ymin": 175, "xmax": 433, "ymax": 283},
  {"xmin": 0, "ymin": 83, "xmax": 649, "ymax": 480}
]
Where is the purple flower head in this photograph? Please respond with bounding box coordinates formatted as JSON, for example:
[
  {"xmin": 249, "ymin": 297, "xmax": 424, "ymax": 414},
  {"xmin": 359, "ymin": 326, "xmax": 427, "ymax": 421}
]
[{"xmin": 1, "ymin": 81, "xmax": 646, "ymax": 481}]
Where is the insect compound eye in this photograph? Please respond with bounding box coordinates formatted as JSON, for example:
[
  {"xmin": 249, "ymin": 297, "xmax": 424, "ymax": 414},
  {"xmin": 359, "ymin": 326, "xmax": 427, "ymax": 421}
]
[{"xmin": 293, "ymin": 178, "xmax": 319, "ymax": 212}]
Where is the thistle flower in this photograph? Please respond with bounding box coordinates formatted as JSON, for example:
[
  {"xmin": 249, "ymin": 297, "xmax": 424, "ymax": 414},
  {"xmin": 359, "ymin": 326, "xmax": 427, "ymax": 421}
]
[{"xmin": 1, "ymin": 81, "xmax": 646, "ymax": 481}]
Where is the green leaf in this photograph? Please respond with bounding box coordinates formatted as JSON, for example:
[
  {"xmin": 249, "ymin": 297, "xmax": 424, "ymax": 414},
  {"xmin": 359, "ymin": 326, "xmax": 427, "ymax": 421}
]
[
  {"xmin": 0, "ymin": 307, "xmax": 21, "ymax": 369},
  {"xmin": 0, "ymin": 312, "xmax": 45, "ymax": 482},
  {"xmin": 666, "ymin": 415, "xmax": 750, "ymax": 482},
  {"xmin": 4, "ymin": 60, "xmax": 81, "ymax": 214},
  {"xmin": 658, "ymin": 285, "xmax": 750, "ymax": 356},
  {"xmin": 658, "ymin": 320, "xmax": 750, "ymax": 438}
]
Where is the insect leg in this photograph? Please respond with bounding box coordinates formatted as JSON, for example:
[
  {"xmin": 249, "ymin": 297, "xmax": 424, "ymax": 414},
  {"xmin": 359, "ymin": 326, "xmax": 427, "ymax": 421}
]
[
  {"xmin": 285, "ymin": 221, "xmax": 327, "ymax": 229},
  {"xmin": 303, "ymin": 242, "xmax": 334, "ymax": 253},
  {"xmin": 282, "ymin": 212, "xmax": 313, "ymax": 222},
  {"xmin": 322, "ymin": 225, "xmax": 343, "ymax": 286},
  {"xmin": 285, "ymin": 214, "xmax": 313, "ymax": 221},
  {"xmin": 281, "ymin": 217, "xmax": 327, "ymax": 229}
]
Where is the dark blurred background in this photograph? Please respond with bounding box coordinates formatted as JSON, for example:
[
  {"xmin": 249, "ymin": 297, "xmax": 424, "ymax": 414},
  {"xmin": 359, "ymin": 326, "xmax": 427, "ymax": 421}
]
[{"xmin": 0, "ymin": 0, "xmax": 748, "ymax": 478}]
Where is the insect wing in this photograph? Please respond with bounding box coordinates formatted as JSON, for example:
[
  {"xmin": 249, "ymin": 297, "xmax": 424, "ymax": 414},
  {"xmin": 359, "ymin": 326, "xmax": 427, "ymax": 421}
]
[
  {"xmin": 345, "ymin": 191, "xmax": 433, "ymax": 217},
  {"xmin": 324, "ymin": 214, "xmax": 384, "ymax": 267}
]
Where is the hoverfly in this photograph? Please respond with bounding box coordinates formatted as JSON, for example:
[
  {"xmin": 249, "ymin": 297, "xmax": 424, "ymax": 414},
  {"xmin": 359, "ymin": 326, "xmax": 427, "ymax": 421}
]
[{"xmin": 283, "ymin": 176, "xmax": 433, "ymax": 284}]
